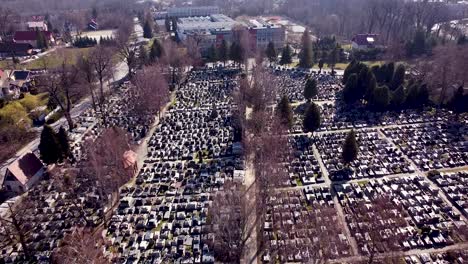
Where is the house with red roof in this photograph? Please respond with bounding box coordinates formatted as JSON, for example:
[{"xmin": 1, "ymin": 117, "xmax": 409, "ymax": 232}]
[
  {"xmin": 2, "ymin": 152, "xmax": 45, "ymax": 193},
  {"xmin": 13, "ymin": 31, "xmax": 55, "ymax": 48}
]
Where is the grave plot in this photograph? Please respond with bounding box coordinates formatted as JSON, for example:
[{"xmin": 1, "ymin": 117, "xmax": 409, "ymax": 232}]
[
  {"xmin": 271, "ymin": 68, "xmax": 341, "ymax": 102},
  {"xmin": 262, "ymin": 189, "xmax": 352, "ymax": 263},
  {"xmin": 173, "ymin": 68, "xmax": 240, "ymax": 110},
  {"xmin": 0, "ymin": 175, "xmax": 107, "ymax": 262},
  {"xmin": 285, "ymin": 135, "xmax": 325, "ymax": 186},
  {"xmin": 382, "ymin": 123, "xmax": 468, "ymax": 171},
  {"xmin": 429, "ymin": 171, "xmax": 468, "ymax": 217},
  {"xmin": 315, "ymin": 130, "xmax": 413, "ymax": 180},
  {"xmin": 107, "ymin": 186, "xmax": 213, "ymax": 264},
  {"xmin": 335, "ymin": 176, "xmax": 468, "ymax": 255},
  {"xmin": 105, "ymin": 67, "xmax": 244, "ymax": 263},
  {"xmin": 147, "ymin": 107, "xmax": 238, "ymax": 162}
]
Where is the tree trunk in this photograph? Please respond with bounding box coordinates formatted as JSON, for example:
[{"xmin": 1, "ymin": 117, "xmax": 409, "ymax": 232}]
[
  {"xmin": 89, "ymin": 85, "xmax": 97, "ymax": 111},
  {"xmin": 64, "ymin": 112, "xmax": 74, "ymax": 132},
  {"xmin": 99, "ymin": 78, "xmax": 104, "ymax": 104}
]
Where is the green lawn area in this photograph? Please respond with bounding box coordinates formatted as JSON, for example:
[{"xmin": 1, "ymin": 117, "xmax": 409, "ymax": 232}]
[
  {"xmin": 0, "ymin": 48, "xmax": 91, "ymax": 70},
  {"xmin": 0, "ymin": 93, "xmax": 49, "ymax": 124},
  {"xmin": 335, "ymin": 60, "xmax": 385, "ymax": 70},
  {"xmin": 23, "ymin": 47, "xmax": 91, "ymax": 69}
]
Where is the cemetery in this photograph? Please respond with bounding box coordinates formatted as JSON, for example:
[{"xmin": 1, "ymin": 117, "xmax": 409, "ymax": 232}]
[
  {"xmin": 314, "ymin": 130, "xmax": 413, "ymax": 181},
  {"xmin": 271, "ymin": 67, "xmax": 341, "ymax": 102},
  {"xmin": 104, "ymin": 67, "xmax": 244, "ymax": 263},
  {"xmin": 262, "ymin": 188, "xmax": 352, "ymax": 262},
  {"xmin": 335, "ymin": 176, "xmax": 468, "ymax": 255},
  {"xmin": 429, "ymin": 171, "xmax": 468, "ymax": 217},
  {"xmin": 382, "ymin": 123, "xmax": 468, "ymax": 171},
  {"xmin": 285, "ymin": 135, "xmax": 325, "ymax": 186}
]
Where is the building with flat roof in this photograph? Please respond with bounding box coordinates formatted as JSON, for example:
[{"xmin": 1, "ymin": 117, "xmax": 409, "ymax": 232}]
[
  {"xmin": 176, "ymin": 13, "xmax": 285, "ymax": 55},
  {"xmin": 167, "ymin": 6, "xmax": 220, "ymax": 18},
  {"xmin": 246, "ymin": 18, "xmax": 285, "ymax": 51}
]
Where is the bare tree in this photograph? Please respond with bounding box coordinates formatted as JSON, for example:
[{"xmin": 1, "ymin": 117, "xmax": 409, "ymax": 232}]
[
  {"xmin": 85, "ymin": 127, "xmax": 133, "ymax": 226},
  {"xmin": 208, "ymin": 181, "xmax": 250, "ymax": 263},
  {"xmin": 37, "ymin": 55, "xmax": 83, "ymax": 131},
  {"xmin": 0, "ymin": 197, "xmax": 34, "ymax": 261},
  {"xmin": 77, "ymin": 54, "xmax": 98, "ymax": 111},
  {"xmin": 89, "ymin": 45, "xmax": 115, "ymax": 105},
  {"xmin": 131, "ymin": 64, "xmax": 171, "ymax": 120},
  {"xmin": 116, "ymin": 17, "xmax": 136, "ymax": 79},
  {"xmin": 52, "ymin": 227, "xmax": 109, "ymax": 264},
  {"xmin": 0, "ymin": 7, "xmax": 16, "ymax": 39}
]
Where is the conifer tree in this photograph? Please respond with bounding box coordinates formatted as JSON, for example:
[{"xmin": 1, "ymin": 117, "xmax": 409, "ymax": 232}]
[
  {"xmin": 303, "ymin": 102, "xmax": 321, "ymax": 133},
  {"xmin": 298, "ymin": 30, "xmax": 313, "ymax": 68},
  {"xmin": 304, "ymin": 78, "xmax": 318, "ymax": 101},
  {"xmin": 276, "ymin": 95, "xmax": 293, "ymax": 128},
  {"xmin": 279, "ymin": 44, "xmax": 292, "ymax": 65},
  {"xmin": 39, "ymin": 125, "xmax": 61, "ymax": 164},
  {"xmin": 342, "ymin": 130, "xmax": 358, "ymax": 165}
]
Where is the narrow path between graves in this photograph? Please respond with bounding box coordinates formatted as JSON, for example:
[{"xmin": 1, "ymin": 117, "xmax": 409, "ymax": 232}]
[
  {"xmin": 243, "ymin": 154, "xmax": 258, "ymax": 264},
  {"xmin": 330, "ymin": 241, "xmax": 468, "ymax": 263},
  {"xmin": 377, "ymin": 129, "xmax": 468, "ymax": 223}
]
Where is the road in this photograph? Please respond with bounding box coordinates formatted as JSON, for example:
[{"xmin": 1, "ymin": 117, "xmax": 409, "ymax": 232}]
[
  {"xmin": 0, "ymin": 61, "xmax": 128, "ymax": 180},
  {"xmin": 0, "ymin": 18, "xmax": 145, "ymax": 180}
]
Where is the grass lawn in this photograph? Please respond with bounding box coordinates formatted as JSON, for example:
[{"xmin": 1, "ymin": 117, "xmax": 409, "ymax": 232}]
[
  {"xmin": 334, "ymin": 60, "xmax": 385, "ymax": 70},
  {"xmin": 23, "ymin": 47, "xmax": 91, "ymax": 69}
]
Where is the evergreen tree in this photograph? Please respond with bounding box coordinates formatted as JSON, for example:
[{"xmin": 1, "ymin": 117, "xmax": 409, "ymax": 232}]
[
  {"xmin": 149, "ymin": 39, "xmax": 164, "ymax": 62},
  {"xmin": 365, "ymin": 73, "xmax": 377, "ymax": 101},
  {"xmin": 206, "ymin": 44, "xmax": 217, "ymax": 63},
  {"xmin": 356, "ymin": 67, "xmax": 371, "ymax": 100},
  {"xmin": 370, "ymin": 85, "xmax": 391, "ymax": 111},
  {"xmin": 57, "ymin": 126, "xmax": 70, "ymax": 159},
  {"xmin": 219, "ymin": 39, "xmax": 229, "ymax": 66},
  {"xmin": 343, "ymin": 73, "xmax": 358, "ymax": 104},
  {"xmin": 36, "ymin": 31, "xmax": 48, "ymax": 49},
  {"xmin": 385, "ymin": 62, "xmax": 395, "ymax": 84},
  {"xmin": 304, "ymin": 78, "xmax": 318, "ymax": 101},
  {"xmin": 276, "ymin": 95, "xmax": 293, "ymax": 128},
  {"xmin": 342, "ymin": 130, "xmax": 358, "ymax": 165},
  {"xmin": 165, "ymin": 16, "xmax": 171, "ymax": 32},
  {"xmin": 343, "ymin": 60, "xmax": 357, "ymax": 84},
  {"xmin": 39, "ymin": 125, "xmax": 61, "ymax": 164},
  {"xmin": 143, "ymin": 19, "xmax": 153, "ymax": 39},
  {"xmin": 405, "ymin": 83, "xmax": 421, "ymax": 108},
  {"xmin": 303, "ymin": 102, "xmax": 321, "ymax": 133},
  {"xmin": 391, "ymin": 64, "xmax": 406, "ymax": 90},
  {"xmin": 279, "ymin": 44, "xmax": 292, "ymax": 65},
  {"xmin": 417, "ymin": 84, "xmax": 429, "ymax": 106},
  {"xmin": 171, "ymin": 18, "xmax": 178, "ymax": 31},
  {"xmin": 318, "ymin": 59, "xmax": 324, "ymax": 73},
  {"xmin": 139, "ymin": 45, "xmax": 149, "ymax": 66},
  {"xmin": 391, "ymin": 85, "xmax": 406, "ymax": 109},
  {"xmin": 230, "ymin": 42, "xmax": 243, "ymax": 66},
  {"xmin": 448, "ymin": 86, "xmax": 468, "ymax": 113},
  {"xmin": 298, "ymin": 30, "xmax": 313, "ymax": 68},
  {"xmin": 210, "ymin": 103, "xmax": 219, "ymax": 120},
  {"xmin": 265, "ymin": 41, "xmax": 277, "ymax": 64},
  {"xmin": 457, "ymin": 35, "xmax": 467, "ymax": 45},
  {"xmin": 327, "ymin": 46, "xmax": 339, "ymax": 74}
]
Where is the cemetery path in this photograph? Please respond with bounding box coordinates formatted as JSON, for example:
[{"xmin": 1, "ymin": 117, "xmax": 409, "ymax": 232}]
[
  {"xmin": 330, "ymin": 241, "xmax": 468, "ymax": 263},
  {"xmin": 243, "ymin": 156, "xmax": 258, "ymax": 264},
  {"xmin": 312, "ymin": 144, "xmax": 331, "ymax": 186},
  {"xmin": 377, "ymin": 129, "xmax": 468, "ymax": 223},
  {"xmin": 332, "ymin": 194, "xmax": 359, "ymax": 256}
]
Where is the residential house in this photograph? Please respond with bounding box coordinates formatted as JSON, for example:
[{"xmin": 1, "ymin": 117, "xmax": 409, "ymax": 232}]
[
  {"xmin": 2, "ymin": 153, "xmax": 45, "ymax": 193},
  {"xmin": 0, "ymin": 70, "xmax": 33, "ymax": 98},
  {"xmin": 351, "ymin": 34, "xmax": 379, "ymax": 50},
  {"xmin": 27, "ymin": 16, "xmax": 49, "ymax": 31},
  {"xmin": 13, "ymin": 31, "xmax": 54, "ymax": 48},
  {"xmin": 0, "ymin": 42, "xmax": 34, "ymax": 57},
  {"xmin": 0, "ymin": 70, "xmax": 20, "ymax": 99}
]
